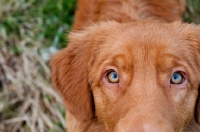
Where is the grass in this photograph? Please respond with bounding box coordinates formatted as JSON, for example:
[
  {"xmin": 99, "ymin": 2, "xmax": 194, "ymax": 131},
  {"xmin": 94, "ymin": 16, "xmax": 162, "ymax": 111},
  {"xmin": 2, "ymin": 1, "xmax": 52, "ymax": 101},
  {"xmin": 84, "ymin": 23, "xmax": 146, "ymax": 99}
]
[
  {"xmin": 0, "ymin": 0, "xmax": 75, "ymax": 131},
  {"xmin": 0, "ymin": 0, "xmax": 199, "ymax": 132},
  {"xmin": 184, "ymin": 0, "xmax": 200, "ymax": 23}
]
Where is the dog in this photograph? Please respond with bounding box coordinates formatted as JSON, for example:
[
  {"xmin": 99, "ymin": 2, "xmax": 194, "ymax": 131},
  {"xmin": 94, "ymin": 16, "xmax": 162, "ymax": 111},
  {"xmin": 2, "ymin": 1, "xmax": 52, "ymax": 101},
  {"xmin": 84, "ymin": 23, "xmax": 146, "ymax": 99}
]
[{"xmin": 51, "ymin": 0, "xmax": 200, "ymax": 131}]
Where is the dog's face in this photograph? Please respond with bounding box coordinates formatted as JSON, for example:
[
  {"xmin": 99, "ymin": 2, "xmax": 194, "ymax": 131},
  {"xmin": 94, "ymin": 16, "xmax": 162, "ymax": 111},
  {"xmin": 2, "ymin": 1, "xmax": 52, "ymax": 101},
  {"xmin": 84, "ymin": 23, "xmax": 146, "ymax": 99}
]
[{"xmin": 51, "ymin": 21, "xmax": 200, "ymax": 132}]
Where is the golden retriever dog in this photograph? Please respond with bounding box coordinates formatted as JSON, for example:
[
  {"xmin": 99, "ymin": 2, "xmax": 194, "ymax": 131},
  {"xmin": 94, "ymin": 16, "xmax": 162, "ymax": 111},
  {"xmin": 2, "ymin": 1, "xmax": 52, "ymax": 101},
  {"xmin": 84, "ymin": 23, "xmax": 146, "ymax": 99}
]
[{"xmin": 51, "ymin": 0, "xmax": 200, "ymax": 131}]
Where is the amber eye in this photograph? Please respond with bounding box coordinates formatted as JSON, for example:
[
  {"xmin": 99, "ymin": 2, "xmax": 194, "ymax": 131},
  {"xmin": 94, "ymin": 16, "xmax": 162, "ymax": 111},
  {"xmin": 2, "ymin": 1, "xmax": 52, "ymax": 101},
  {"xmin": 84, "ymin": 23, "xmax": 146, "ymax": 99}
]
[
  {"xmin": 170, "ymin": 72, "xmax": 184, "ymax": 84},
  {"xmin": 106, "ymin": 71, "xmax": 119, "ymax": 83}
]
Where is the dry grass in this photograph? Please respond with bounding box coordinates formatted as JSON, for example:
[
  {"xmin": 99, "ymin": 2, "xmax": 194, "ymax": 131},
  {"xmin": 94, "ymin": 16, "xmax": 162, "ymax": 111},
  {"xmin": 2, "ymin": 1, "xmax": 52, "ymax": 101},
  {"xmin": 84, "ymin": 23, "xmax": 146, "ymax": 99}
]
[
  {"xmin": 0, "ymin": 35, "xmax": 65, "ymax": 131},
  {"xmin": 0, "ymin": 0, "xmax": 69, "ymax": 131},
  {"xmin": 0, "ymin": 0, "xmax": 199, "ymax": 132}
]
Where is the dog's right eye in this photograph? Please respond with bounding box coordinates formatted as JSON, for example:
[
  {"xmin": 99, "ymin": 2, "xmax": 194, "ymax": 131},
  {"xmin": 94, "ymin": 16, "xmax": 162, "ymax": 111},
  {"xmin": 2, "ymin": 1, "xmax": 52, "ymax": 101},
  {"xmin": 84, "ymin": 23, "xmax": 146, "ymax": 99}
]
[{"xmin": 106, "ymin": 71, "xmax": 119, "ymax": 83}]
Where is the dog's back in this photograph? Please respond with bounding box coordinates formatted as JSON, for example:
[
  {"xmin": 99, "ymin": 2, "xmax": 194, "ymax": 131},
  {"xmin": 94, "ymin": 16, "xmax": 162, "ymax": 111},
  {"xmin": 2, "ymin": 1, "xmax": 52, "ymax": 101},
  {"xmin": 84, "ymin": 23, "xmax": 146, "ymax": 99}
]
[{"xmin": 73, "ymin": 0, "xmax": 186, "ymax": 30}]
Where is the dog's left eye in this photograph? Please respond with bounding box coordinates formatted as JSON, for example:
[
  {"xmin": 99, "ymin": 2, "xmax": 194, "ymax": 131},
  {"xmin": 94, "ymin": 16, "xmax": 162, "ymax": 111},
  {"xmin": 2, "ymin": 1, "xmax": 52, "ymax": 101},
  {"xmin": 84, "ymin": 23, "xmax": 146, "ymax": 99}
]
[
  {"xmin": 106, "ymin": 71, "xmax": 119, "ymax": 83},
  {"xmin": 170, "ymin": 72, "xmax": 184, "ymax": 84}
]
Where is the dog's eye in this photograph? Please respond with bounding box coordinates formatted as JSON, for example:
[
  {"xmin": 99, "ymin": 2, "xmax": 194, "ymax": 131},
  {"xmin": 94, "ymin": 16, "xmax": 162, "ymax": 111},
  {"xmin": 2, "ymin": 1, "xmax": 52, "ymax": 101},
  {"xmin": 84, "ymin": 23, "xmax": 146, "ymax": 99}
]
[
  {"xmin": 170, "ymin": 72, "xmax": 184, "ymax": 84},
  {"xmin": 106, "ymin": 71, "xmax": 119, "ymax": 83}
]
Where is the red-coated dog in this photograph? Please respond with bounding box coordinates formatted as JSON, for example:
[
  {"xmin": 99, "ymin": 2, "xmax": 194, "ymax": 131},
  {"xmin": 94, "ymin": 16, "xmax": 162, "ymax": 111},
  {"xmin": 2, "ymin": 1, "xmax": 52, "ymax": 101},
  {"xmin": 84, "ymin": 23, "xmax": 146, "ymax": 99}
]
[{"xmin": 51, "ymin": 0, "xmax": 200, "ymax": 131}]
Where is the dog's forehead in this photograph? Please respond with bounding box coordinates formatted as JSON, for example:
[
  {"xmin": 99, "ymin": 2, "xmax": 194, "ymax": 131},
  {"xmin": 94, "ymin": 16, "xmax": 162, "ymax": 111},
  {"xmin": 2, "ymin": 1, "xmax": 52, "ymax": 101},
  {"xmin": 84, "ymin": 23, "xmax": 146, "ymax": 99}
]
[
  {"xmin": 101, "ymin": 22, "xmax": 197, "ymax": 57},
  {"xmin": 100, "ymin": 25, "xmax": 181, "ymax": 59},
  {"xmin": 92, "ymin": 22, "xmax": 199, "ymax": 74}
]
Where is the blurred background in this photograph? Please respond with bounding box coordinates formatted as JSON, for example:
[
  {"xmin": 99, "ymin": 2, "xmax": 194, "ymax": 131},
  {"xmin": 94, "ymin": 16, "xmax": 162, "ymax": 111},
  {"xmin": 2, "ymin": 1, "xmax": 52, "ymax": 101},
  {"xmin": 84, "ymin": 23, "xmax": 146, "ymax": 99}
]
[{"xmin": 0, "ymin": 0, "xmax": 199, "ymax": 132}]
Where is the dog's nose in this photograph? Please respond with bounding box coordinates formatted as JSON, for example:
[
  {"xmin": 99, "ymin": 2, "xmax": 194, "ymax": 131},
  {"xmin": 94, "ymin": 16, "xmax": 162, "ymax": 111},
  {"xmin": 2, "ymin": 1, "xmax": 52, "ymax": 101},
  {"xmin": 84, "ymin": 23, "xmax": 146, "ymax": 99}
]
[
  {"xmin": 127, "ymin": 128, "xmax": 161, "ymax": 132},
  {"xmin": 126, "ymin": 127, "xmax": 160, "ymax": 132}
]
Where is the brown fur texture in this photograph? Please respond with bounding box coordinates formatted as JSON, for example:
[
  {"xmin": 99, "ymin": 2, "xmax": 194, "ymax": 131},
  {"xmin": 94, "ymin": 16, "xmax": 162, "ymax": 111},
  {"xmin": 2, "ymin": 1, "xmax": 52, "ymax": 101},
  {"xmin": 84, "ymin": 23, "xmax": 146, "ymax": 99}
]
[
  {"xmin": 51, "ymin": 0, "xmax": 200, "ymax": 131},
  {"xmin": 73, "ymin": 0, "xmax": 186, "ymax": 30}
]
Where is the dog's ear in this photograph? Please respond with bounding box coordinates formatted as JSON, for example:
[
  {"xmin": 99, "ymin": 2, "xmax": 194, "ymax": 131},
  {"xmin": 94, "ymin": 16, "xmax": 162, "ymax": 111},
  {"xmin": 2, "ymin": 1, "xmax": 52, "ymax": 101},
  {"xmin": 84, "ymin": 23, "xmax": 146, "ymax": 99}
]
[
  {"xmin": 51, "ymin": 30, "xmax": 95, "ymax": 121},
  {"xmin": 51, "ymin": 21, "xmax": 118, "ymax": 121},
  {"xmin": 173, "ymin": 22, "xmax": 200, "ymax": 125},
  {"xmin": 195, "ymin": 88, "xmax": 200, "ymax": 124},
  {"xmin": 184, "ymin": 24, "xmax": 200, "ymax": 125},
  {"xmin": 191, "ymin": 26, "xmax": 200, "ymax": 125}
]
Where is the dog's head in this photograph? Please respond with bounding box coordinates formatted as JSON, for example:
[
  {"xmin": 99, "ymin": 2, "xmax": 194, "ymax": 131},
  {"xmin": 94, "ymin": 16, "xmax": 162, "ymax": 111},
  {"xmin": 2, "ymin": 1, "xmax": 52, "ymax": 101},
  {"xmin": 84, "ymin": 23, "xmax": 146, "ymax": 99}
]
[{"xmin": 51, "ymin": 21, "xmax": 200, "ymax": 131}]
